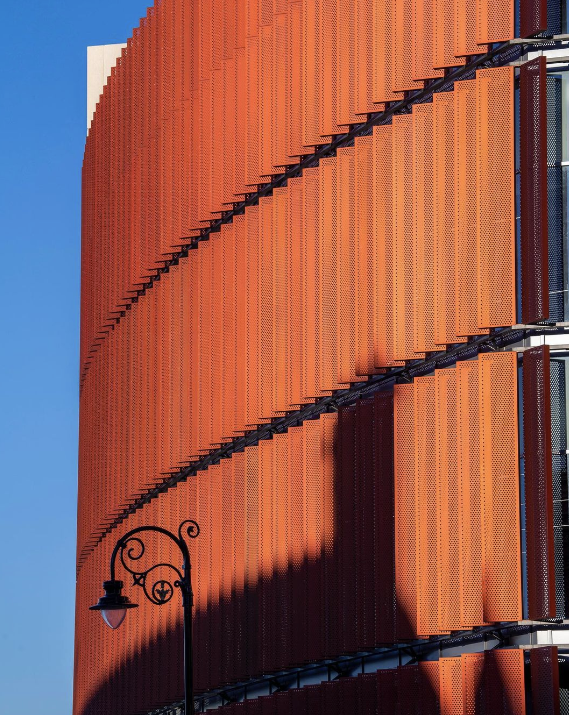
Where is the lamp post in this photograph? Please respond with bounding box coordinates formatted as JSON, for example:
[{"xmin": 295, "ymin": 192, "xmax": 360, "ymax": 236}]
[{"xmin": 90, "ymin": 519, "xmax": 200, "ymax": 715}]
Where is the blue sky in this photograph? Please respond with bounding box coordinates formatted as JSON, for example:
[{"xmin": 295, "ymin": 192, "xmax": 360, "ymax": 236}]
[{"xmin": 0, "ymin": 2, "xmax": 148, "ymax": 712}]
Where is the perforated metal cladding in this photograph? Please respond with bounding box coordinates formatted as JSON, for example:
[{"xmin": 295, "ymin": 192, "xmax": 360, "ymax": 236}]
[
  {"xmin": 550, "ymin": 359, "xmax": 568, "ymax": 618},
  {"xmin": 319, "ymin": 0, "xmax": 342, "ymax": 137},
  {"xmin": 393, "ymin": 116, "xmax": 423, "ymax": 362},
  {"xmin": 454, "ymin": 81, "xmax": 488, "ymax": 339},
  {"xmin": 393, "ymin": 0, "xmax": 424, "ymax": 92},
  {"xmin": 457, "ymin": 360, "xmax": 485, "ymax": 627},
  {"xmin": 355, "ymin": 0, "xmax": 383, "ymax": 115},
  {"xmin": 434, "ymin": 0, "xmax": 466, "ymax": 70},
  {"xmin": 413, "ymin": 104, "xmax": 441, "ymax": 354},
  {"xmin": 195, "ymin": 652, "xmax": 532, "ymax": 715},
  {"xmin": 336, "ymin": 0, "xmax": 358, "ymax": 126},
  {"xmin": 462, "ymin": 653, "xmax": 485, "ymax": 715},
  {"xmin": 479, "ymin": 352, "xmax": 522, "ymax": 622},
  {"xmin": 414, "ymin": 0, "xmax": 445, "ymax": 80},
  {"xmin": 374, "ymin": 125, "xmax": 403, "ymax": 369},
  {"xmin": 436, "ymin": 368, "xmax": 462, "ymax": 632},
  {"xmin": 521, "ymin": 57, "xmax": 549, "ymax": 324},
  {"xmin": 524, "ymin": 346, "xmax": 556, "ymax": 619},
  {"xmin": 484, "ymin": 650, "xmax": 526, "ymax": 715},
  {"xmin": 394, "ymin": 384, "xmax": 418, "ymax": 640},
  {"xmin": 546, "ymin": 76, "xmax": 565, "ymax": 323},
  {"xmin": 477, "ymin": 67, "xmax": 516, "ymax": 329},
  {"xmin": 373, "ymin": 0, "xmax": 403, "ymax": 103},
  {"xmin": 530, "ymin": 646, "xmax": 560, "ymax": 715},
  {"xmin": 319, "ymin": 157, "xmax": 342, "ymax": 392},
  {"xmin": 520, "ymin": 0, "xmax": 548, "ymax": 38},
  {"xmin": 391, "ymin": 354, "xmax": 521, "ymax": 642},
  {"xmin": 301, "ymin": 0, "xmax": 323, "ymax": 147},
  {"xmin": 477, "ymin": 0, "xmax": 514, "ymax": 42},
  {"xmin": 415, "ymin": 377, "xmax": 442, "ymax": 637},
  {"xmin": 355, "ymin": 137, "xmax": 379, "ymax": 376},
  {"xmin": 373, "ymin": 392, "xmax": 396, "ymax": 645},
  {"xmin": 434, "ymin": 91, "xmax": 466, "ymax": 347},
  {"xmin": 440, "ymin": 657, "xmax": 463, "ymax": 715},
  {"xmin": 79, "ymin": 3, "xmax": 528, "ymax": 711},
  {"xmin": 455, "ymin": 0, "xmax": 483, "ymax": 56},
  {"xmin": 336, "ymin": 148, "xmax": 361, "ymax": 385}
]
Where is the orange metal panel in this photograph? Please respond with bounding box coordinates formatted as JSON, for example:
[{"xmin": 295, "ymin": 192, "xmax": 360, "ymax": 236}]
[
  {"xmin": 355, "ymin": 0, "xmax": 384, "ymax": 115},
  {"xmin": 373, "ymin": 0, "xmax": 404, "ymax": 104},
  {"xmin": 245, "ymin": 206, "xmax": 261, "ymax": 428},
  {"xmin": 211, "ymin": 235, "xmax": 224, "ymax": 448},
  {"xmin": 245, "ymin": 35, "xmax": 260, "ymax": 187},
  {"xmin": 394, "ymin": 383, "xmax": 418, "ymax": 640},
  {"xmin": 373, "ymin": 125, "xmax": 403, "ymax": 368},
  {"xmin": 413, "ymin": 0, "xmax": 445, "ymax": 80},
  {"xmin": 234, "ymin": 216, "xmax": 248, "ymax": 435},
  {"xmin": 302, "ymin": 0, "xmax": 325, "ymax": 148},
  {"xmin": 415, "ymin": 376, "xmax": 443, "ymax": 637},
  {"xmin": 259, "ymin": 439, "xmax": 274, "ymax": 672},
  {"xmin": 393, "ymin": 116, "xmax": 423, "ymax": 361},
  {"xmin": 436, "ymin": 368, "xmax": 461, "ymax": 632},
  {"xmin": 413, "ymin": 104, "xmax": 443, "ymax": 353},
  {"xmin": 477, "ymin": 66, "xmax": 516, "ymax": 329},
  {"xmin": 479, "ymin": 352, "xmax": 522, "ymax": 622},
  {"xmin": 288, "ymin": 178, "xmax": 304, "ymax": 407},
  {"xmin": 319, "ymin": 0, "xmax": 342, "ymax": 137},
  {"xmin": 462, "ymin": 653, "xmax": 485, "ymax": 713},
  {"xmin": 485, "ymin": 650, "xmax": 526, "ymax": 714},
  {"xmin": 477, "ymin": 0, "xmax": 514, "ymax": 43},
  {"xmin": 221, "ymin": 225, "xmax": 237, "ymax": 441},
  {"xmin": 272, "ymin": 187, "xmax": 290, "ymax": 414},
  {"xmin": 393, "ymin": 0, "xmax": 425, "ymax": 92},
  {"xmin": 455, "ymin": 0, "xmax": 482, "ymax": 56},
  {"xmin": 337, "ymin": 147, "xmax": 361, "ymax": 385},
  {"xmin": 319, "ymin": 157, "xmax": 342, "ymax": 392},
  {"xmin": 259, "ymin": 24, "xmax": 274, "ymax": 178},
  {"xmin": 337, "ymin": 0, "xmax": 359, "ymax": 126},
  {"xmin": 273, "ymin": 434, "xmax": 290, "ymax": 661},
  {"xmin": 354, "ymin": 137, "xmax": 380, "ymax": 376},
  {"xmin": 439, "ymin": 657, "xmax": 463, "ymax": 715},
  {"xmin": 433, "ymin": 90, "xmax": 467, "ymax": 346},
  {"xmin": 287, "ymin": 2, "xmax": 305, "ymax": 158},
  {"xmin": 302, "ymin": 168, "xmax": 329, "ymax": 401},
  {"xmin": 272, "ymin": 11, "xmax": 291, "ymax": 169},
  {"xmin": 198, "ymin": 242, "xmax": 213, "ymax": 453},
  {"xmin": 259, "ymin": 196, "xmax": 275, "ymax": 421},
  {"xmin": 456, "ymin": 360, "xmax": 485, "ymax": 627},
  {"xmin": 434, "ymin": 0, "xmax": 466, "ymax": 69},
  {"xmin": 455, "ymin": 80, "xmax": 489, "ymax": 338},
  {"xmin": 304, "ymin": 418, "xmax": 324, "ymax": 660}
]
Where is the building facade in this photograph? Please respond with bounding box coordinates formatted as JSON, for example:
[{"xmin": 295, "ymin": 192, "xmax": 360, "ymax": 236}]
[{"xmin": 75, "ymin": 1, "xmax": 569, "ymax": 713}]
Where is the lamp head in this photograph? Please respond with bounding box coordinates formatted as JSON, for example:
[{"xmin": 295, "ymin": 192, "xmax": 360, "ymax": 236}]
[{"xmin": 90, "ymin": 580, "xmax": 138, "ymax": 630}]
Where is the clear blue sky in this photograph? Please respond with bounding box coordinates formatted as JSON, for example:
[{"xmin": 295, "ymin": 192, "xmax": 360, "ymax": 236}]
[{"xmin": 0, "ymin": 3, "xmax": 148, "ymax": 712}]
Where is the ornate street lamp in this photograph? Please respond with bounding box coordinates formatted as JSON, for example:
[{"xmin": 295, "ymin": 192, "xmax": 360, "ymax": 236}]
[{"xmin": 90, "ymin": 520, "xmax": 200, "ymax": 715}]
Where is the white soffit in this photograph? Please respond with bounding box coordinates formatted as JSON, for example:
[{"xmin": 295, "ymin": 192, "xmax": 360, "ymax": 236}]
[{"xmin": 87, "ymin": 43, "xmax": 127, "ymax": 132}]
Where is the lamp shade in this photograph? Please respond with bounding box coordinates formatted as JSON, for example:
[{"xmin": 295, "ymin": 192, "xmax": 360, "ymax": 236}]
[{"xmin": 90, "ymin": 580, "xmax": 138, "ymax": 629}]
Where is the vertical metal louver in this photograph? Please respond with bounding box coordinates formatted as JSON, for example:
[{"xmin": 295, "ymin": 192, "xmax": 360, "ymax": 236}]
[
  {"xmin": 550, "ymin": 358, "xmax": 568, "ymax": 617},
  {"xmin": 546, "ymin": 76, "xmax": 565, "ymax": 322}
]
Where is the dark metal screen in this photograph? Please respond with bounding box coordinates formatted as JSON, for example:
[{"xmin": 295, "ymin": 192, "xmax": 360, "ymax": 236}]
[
  {"xmin": 523, "ymin": 345, "xmax": 556, "ymax": 619},
  {"xmin": 546, "ymin": 76, "xmax": 565, "ymax": 323},
  {"xmin": 550, "ymin": 359, "xmax": 568, "ymax": 617},
  {"xmin": 521, "ymin": 56, "xmax": 549, "ymax": 324},
  {"xmin": 520, "ymin": 0, "xmax": 548, "ymax": 37}
]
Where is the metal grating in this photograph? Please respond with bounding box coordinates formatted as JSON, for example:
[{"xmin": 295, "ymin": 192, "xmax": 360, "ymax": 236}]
[
  {"xmin": 546, "ymin": 75, "xmax": 565, "ymax": 323},
  {"xmin": 550, "ymin": 359, "xmax": 568, "ymax": 618},
  {"xmin": 531, "ymin": 646, "xmax": 561, "ymax": 715},
  {"xmin": 524, "ymin": 345, "xmax": 556, "ymax": 620},
  {"xmin": 521, "ymin": 56, "xmax": 550, "ymax": 324}
]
